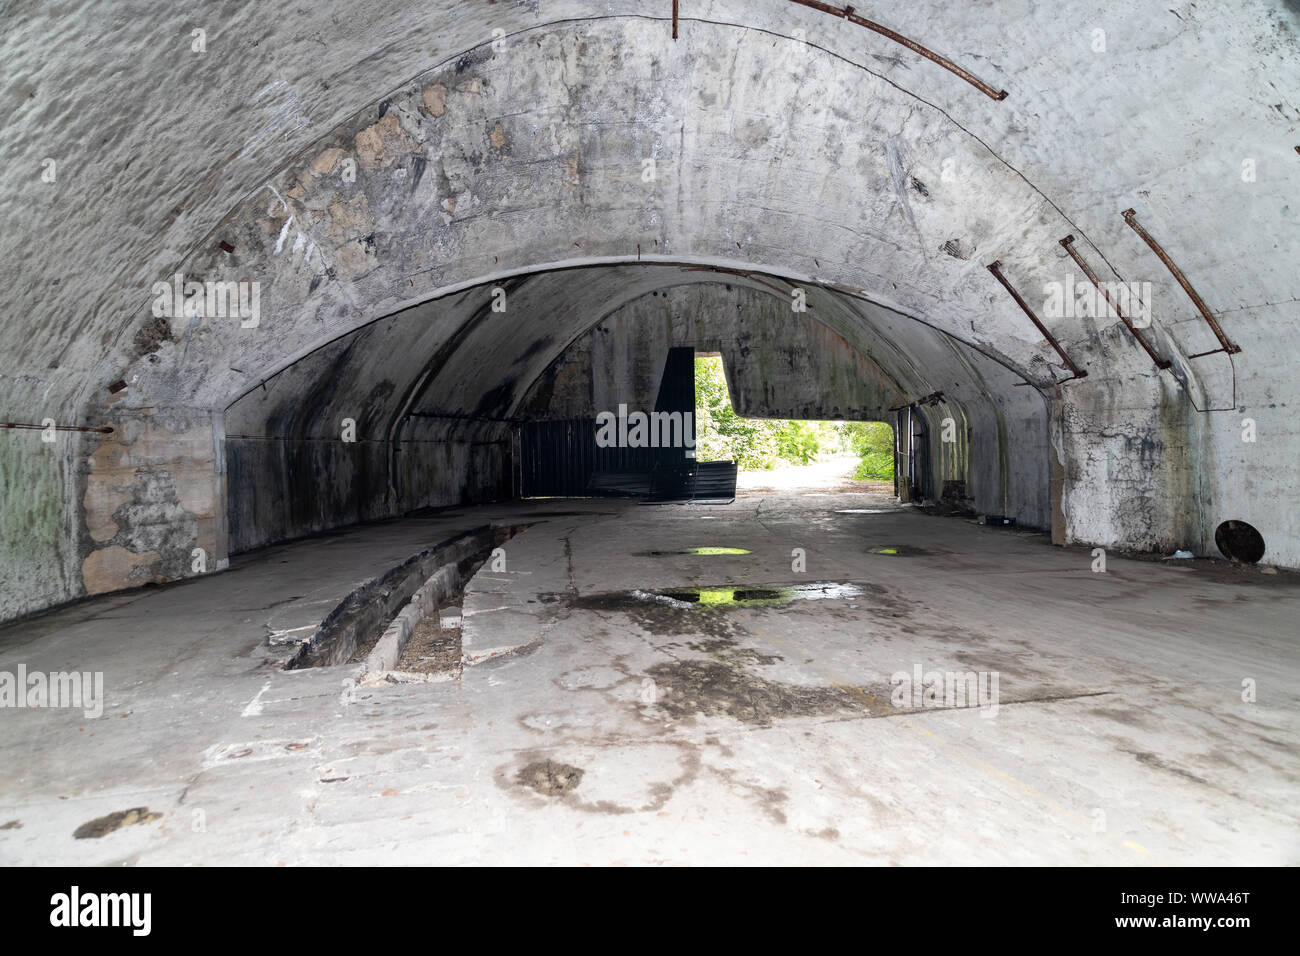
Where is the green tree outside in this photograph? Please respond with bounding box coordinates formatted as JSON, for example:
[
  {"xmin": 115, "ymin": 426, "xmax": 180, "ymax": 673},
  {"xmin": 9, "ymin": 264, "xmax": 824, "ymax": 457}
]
[
  {"xmin": 693, "ymin": 355, "xmax": 894, "ymax": 479},
  {"xmin": 840, "ymin": 420, "xmax": 895, "ymax": 480}
]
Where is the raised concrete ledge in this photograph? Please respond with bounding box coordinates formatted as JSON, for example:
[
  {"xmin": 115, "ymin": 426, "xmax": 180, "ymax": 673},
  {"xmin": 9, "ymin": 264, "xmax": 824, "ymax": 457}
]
[
  {"xmin": 287, "ymin": 526, "xmax": 500, "ymax": 670},
  {"xmin": 460, "ymin": 521, "xmax": 575, "ymax": 665},
  {"xmin": 362, "ymin": 602, "xmax": 429, "ymax": 681}
]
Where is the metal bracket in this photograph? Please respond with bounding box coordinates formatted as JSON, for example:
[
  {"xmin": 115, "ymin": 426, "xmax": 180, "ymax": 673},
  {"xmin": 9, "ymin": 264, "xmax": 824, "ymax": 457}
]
[
  {"xmin": 986, "ymin": 260, "xmax": 1088, "ymax": 383},
  {"xmin": 785, "ymin": 0, "xmax": 1008, "ymax": 100},
  {"xmin": 1059, "ymin": 235, "xmax": 1171, "ymax": 369},
  {"xmin": 1122, "ymin": 209, "xmax": 1240, "ymax": 355},
  {"xmin": 2, "ymin": 421, "xmax": 113, "ymax": 434}
]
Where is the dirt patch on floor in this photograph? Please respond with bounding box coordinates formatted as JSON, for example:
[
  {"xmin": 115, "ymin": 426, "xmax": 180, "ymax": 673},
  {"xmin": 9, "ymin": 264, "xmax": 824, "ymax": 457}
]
[
  {"xmin": 525, "ymin": 510, "xmax": 613, "ymax": 518},
  {"xmin": 866, "ymin": 545, "xmax": 943, "ymax": 557},
  {"xmin": 72, "ymin": 807, "xmax": 162, "ymax": 839},
  {"xmin": 684, "ymin": 636, "xmax": 782, "ymax": 665},
  {"xmin": 1072, "ymin": 546, "xmax": 1298, "ymax": 586},
  {"xmin": 645, "ymin": 659, "xmax": 893, "ymax": 725},
  {"xmin": 394, "ymin": 604, "xmax": 462, "ymax": 675},
  {"xmin": 517, "ymin": 759, "xmax": 585, "ymax": 796}
]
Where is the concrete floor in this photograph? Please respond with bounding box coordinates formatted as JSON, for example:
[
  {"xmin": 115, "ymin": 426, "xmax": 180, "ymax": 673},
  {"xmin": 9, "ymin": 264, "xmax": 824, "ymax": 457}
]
[{"xmin": 0, "ymin": 486, "xmax": 1296, "ymax": 865}]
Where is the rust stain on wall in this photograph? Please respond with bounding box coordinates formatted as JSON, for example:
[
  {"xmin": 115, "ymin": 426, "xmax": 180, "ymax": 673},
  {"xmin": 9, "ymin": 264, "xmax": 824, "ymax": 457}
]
[
  {"xmin": 421, "ymin": 83, "xmax": 447, "ymax": 117},
  {"xmin": 81, "ymin": 416, "xmax": 220, "ymax": 596},
  {"xmin": 82, "ymin": 546, "xmax": 162, "ymax": 595},
  {"xmin": 354, "ymin": 115, "xmax": 417, "ymax": 169}
]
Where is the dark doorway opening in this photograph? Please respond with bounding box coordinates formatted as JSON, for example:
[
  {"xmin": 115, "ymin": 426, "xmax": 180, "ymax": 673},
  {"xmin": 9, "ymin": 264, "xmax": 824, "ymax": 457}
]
[{"xmin": 517, "ymin": 346, "xmax": 738, "ymax": 502}]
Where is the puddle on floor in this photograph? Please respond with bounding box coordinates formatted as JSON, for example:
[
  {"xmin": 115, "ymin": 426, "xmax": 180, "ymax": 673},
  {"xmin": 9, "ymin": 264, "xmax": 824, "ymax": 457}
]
[
  {"xmin": 646, "ymin": 582, "xmax": 863, "ymax": 606},
  {"xmin": 867, "ymin": 545, "xmax": 937, "ymax": 557},
  {"xmin": 636, "ymin": 546, "xmax": 752, "ymax": 557},
  {"xmin": 836, "ymin": 509, "xmax": 894, "ymax": 515},
  {"xmin": 551, "ymin": 580, "xmax": 905, "ymax": 638},
  {"xmin": 556, "ymin": 582, "xmax": 865, "ymax": 613}
]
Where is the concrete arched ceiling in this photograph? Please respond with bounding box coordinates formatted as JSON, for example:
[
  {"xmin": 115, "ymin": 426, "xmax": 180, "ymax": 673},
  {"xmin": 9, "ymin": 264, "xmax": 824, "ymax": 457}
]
[
  {"xmin": 225, "ymin": 263, "xmax": 1036, "ymax": 449},
  {"xmin": 3, "ymin": 2, "xmax": 1296, "ymax": 424}
]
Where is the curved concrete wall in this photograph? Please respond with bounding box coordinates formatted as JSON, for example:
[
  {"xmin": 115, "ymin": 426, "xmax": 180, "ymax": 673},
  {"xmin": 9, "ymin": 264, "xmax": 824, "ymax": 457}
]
[{"xmin": 2, "ymin": 3, "xmax": 1296, "ymax": 618}]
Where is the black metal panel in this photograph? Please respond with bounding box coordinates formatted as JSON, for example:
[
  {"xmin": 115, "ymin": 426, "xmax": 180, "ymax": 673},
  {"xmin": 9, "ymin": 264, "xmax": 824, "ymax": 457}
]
[
  {"xmin": 689, "ymin": 460, "xmax": 738, "ymax": 503},
  {"xmin": 517, "ymin": 419, "xmax": 582, "ymax": 497},
  {"xmin": 519, "ymin": 346, "xmax": 701, "ymax": 498},
  {"xmin": 644, "ymin": 345, "xmax": 697, "ymax": 500},
  {"xmin": 905, "ymin": 407, "xmax": 931, "ymax": 501},
  {"xmin": 654, "ymin": 347, "xmax": 696, "ymax": 417}
]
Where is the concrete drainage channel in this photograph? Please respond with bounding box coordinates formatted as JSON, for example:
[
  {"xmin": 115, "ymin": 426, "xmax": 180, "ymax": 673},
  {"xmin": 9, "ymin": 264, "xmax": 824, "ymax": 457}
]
[{"xmin": 285, "ymin": 524, "xmax": 524, "ymax": 684}]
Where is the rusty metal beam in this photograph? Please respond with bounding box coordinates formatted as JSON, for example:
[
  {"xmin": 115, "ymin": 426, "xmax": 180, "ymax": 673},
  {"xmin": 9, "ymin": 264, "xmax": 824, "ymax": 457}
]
[
  {"xmin": 2, "ymin": 421, "xmax": 113, "ymax": 434},
  {"xmin": 1059, "ymin": 234, "xmax": 1171, "ymax": 370},
  {"xmin": 1121, "ymin": 208, "xmax": 1240, "ymax": 355},
  {"xmin": 986, "ymin": 260, "xmax": 1087, "ymax": 381},
  {"xmin": 683, "ymin": 264, "xmax": 791, "ymax": 297},
  {"xmin": 786, "ymin": 0, "xmax": 1008, "ymax": 100},
  {"xmin": 672, "ymin": 0, "xmax": 678, "ymax": 40},
  {"xmin": 889, "ymin": 390, "xmax": 944, "ymax": 412}
]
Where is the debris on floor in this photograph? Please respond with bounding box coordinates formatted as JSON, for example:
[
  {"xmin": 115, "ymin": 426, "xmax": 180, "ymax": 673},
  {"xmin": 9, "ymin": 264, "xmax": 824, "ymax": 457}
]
[
  {"xmin": 72, "ymin": 808, "xmax": 162, "ymax": 840},
  {"xmin": 517, "ymin": 760, "xmax": 584, "ymax": 796}
]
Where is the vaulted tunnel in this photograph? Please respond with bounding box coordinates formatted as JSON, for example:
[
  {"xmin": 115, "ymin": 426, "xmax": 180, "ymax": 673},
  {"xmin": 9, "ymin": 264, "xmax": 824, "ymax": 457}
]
[
  {"xmin": 221, "ymin": 265, "xmax": 1050, "ymax": 553},
  {"xmin": 1, "ymin": 2, "xmax": 1296, "ymax": 869}
]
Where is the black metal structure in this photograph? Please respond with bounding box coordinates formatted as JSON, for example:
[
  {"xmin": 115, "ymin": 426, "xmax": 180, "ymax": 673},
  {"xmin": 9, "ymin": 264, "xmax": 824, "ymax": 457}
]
[{"xmin": 517, "ymin": 346, "xmax": 738, "ymax": 502}]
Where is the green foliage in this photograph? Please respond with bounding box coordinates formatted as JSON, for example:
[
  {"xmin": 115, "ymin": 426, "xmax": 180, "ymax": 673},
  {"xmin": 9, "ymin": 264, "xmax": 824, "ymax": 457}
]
[
  {"xmin": 854, "ymin": 451, "xmax": 895, "ymax": 481},
  {"xmin": 776, "ymin": 420, "xmax": 821, "ymax": 465},
  {"xmin": 693, "ymin": 356, "xmax": 894, "ymax": 479},
  {"xmin": 841, "ymin": 420, "xmax": 895, "ymax": 457},
  {"xmin": 693, "ymin": 356, "xmax": 775, "ymax": 468},
  {"xmin": 841, "ymin": 420, "xmax": 895, "ymax": 479}
]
